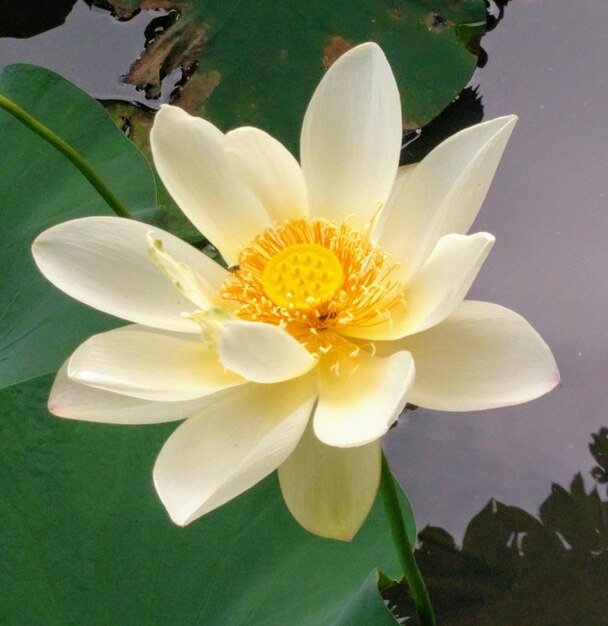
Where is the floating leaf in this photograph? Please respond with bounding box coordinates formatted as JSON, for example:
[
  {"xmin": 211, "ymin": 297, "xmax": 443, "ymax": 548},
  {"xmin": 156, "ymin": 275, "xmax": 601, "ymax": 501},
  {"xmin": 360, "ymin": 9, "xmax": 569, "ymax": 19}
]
[
  {"xmin": 0, "ymin": 373, "xmax": 419, "ymax": 625},
  {"xmin": 104, "ymin": 0, "xmax": 486, "ymax": 154},
  {"xmin": 0, "ymin": 64, "xmax": 158, "ymax": 389},
  {"xmin": 331, "ymin": 570, "xmax": 398, "ymax": 626}
]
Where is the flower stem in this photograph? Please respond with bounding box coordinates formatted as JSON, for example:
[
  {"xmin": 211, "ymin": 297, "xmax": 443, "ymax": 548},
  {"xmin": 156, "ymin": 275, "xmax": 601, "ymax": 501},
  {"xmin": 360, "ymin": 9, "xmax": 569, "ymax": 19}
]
[
  {"xmin": 380, "ymin": 451, "xmax": 436, "ymax": 626},
  {"xmin": 0, "ymin": 94, "xmax": 133, "ymax": 219}
]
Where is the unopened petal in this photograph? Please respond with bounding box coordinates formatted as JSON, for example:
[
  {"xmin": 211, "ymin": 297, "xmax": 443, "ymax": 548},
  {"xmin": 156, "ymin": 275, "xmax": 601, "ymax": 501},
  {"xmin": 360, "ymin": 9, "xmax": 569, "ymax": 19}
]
[
  {"xmin": 150, "ymin": 105, "xmax": 271, "ymax": 263},
  {"xmin": 301, "ymin": 42, "xmax": 402, "ymax": 230},
  {"xmin": 219, "ymin": 321, "xmax": 317, "ymax": 383},
  {"xmin": 153, "ymin": 374, "xmax": 317, "ymax": 525},
  {"xmin": 375, "ymin": 116, "xmax": 516, "ymax": 282},
  {"xmin": 49, "ymin": 361, "xmax": 231, "ymax": 424},
  {"xmin": 313, "ymin": 351, "xmax": 414, "ymax": 447},
  {"xmin": 67, "ymin": 326, "xmax": 243, "ymax": 401},
  {"xmin": 32, "ymin": 216, "xmax": 224, "ymax": 333},
  {"xmin": 393, "ymin": 301, "xmax": 560, "ymax": 411},
  {"xmin": 279, "ymin": 421, "xmax": 381, "ymax": 541},
  {"xmin": 224, "ymin": 126, "xmax": 308, "ymax": 221}
]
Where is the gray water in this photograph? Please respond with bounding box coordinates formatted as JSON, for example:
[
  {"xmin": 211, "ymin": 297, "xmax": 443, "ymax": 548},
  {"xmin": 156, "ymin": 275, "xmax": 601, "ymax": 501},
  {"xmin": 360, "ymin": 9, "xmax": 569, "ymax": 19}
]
[
  {"xmin": 386, "ymin": 0, "xmax": 608, "ymax": 538},
  {"xmin": 0, "ymin": 1, "xmax": 176, "ymax": 104}
]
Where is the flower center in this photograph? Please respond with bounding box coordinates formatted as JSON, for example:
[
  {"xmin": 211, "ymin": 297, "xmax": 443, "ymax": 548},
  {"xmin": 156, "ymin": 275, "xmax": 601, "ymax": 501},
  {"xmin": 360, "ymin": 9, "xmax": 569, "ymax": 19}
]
[
  {"xmin": 261, "ymin": 243, "xmax": 344, "ymax": 310},
  {"xmin": 221, "ymin": 219, "xmax": 403, "ymax": 361}
]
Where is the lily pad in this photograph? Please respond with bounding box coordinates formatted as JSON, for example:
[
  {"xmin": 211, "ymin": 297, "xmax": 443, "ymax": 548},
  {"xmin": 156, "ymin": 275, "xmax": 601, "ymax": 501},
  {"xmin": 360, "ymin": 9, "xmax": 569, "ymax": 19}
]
[
  {"xmin": 104, "ymin": 0, "xmax": 486, "ymax": 154},
  {"xmin": 332, "ymin": 570, "xmax": 399, "ymax": 625},
  {"xmin": 0, "ymin": 373, "xmax": 417, "ymax": 625},
  {"xmin": 0, "ymin": 63, "xmax": 158, "ymax": 390}
]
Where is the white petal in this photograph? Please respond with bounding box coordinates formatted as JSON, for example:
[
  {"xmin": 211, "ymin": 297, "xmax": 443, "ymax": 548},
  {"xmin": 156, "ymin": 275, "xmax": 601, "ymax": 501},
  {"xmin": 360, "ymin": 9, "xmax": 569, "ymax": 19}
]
[
  {"xmin": 49, "ymin": 361, "xmax": 232, "ymax": 424},
  {"xmin": 392, "ymin": 163, "xmax": 417, "ymax": 191},
  {"xmin": 402, "ymin": 231, "xmax": 495, "ymax": 335},
  {"xmin": 375, "ymin": 116, "xmax": 517, "ymax": 282},
  {"xmin": 224, "ymin": 127, "xmax": 308, "ymax": 221},
  {"xmin": 313, "ymin": 351, "xmax": 414, "ymax": 447},
  {"xmin": 279, "ymin": 420, "xmax": 381, "ymax": 541},
  {"xmin": 393, "ymin": 300, "xmax": 560, "ymax": 411},
  {"xmin": 150, "ymin": 105, "xmax": 271, "ymax": 263},
  {"xmin": 32, "ymin": 216, "xmax": 225, "ymax": 333},
  {"xmin": 145, "ymin": 232, "xmax": 220, "ymax": 310},
  {"xmin": 375, "ymin": 162, "xmax": 418, "ymax": 233},
  {"xmin": 153, "ymin": 374, "xmax": 317, "ymax": 525},
  {"xmin": 345, "ymin": 232, "xmax": 494, "ymax": 341},
  {"xmin": 300, "ymin": 42, "xmax": 402, "ymax": 230},
  {"xmin": 68, "ymin": 326, "xmax": 244, "ymax": 401},
  {"xmin": 219, "ymin": 321, "xmax": 317, "ymax": 383}
]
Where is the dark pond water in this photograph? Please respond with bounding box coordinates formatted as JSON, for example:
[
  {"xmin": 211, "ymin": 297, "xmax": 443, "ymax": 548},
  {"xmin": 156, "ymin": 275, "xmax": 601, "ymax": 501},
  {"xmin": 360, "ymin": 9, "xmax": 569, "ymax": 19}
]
[{"xmin": 2, "ymin": 0, "xmax": 607, "ymax": 623}]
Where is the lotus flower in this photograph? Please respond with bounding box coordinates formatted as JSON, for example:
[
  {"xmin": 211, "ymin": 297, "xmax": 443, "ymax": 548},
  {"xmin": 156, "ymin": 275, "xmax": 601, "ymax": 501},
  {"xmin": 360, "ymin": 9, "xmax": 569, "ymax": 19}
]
[{"xmin": 32, "ymin": 43, "xmax": 559, "ymax": 541}]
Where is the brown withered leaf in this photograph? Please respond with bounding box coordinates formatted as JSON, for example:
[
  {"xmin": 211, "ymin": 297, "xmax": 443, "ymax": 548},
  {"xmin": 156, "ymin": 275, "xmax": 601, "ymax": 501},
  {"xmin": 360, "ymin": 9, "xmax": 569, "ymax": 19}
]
[
  {"xmin": 177, "ymin": 70, "xmax": 221, "ymax": 113},
  {"xmin": 322, "ymin": 36, "xmax": 355, "ymax": 69},
  {"xmin": 124, "ymin": 17, "xmax": 206, "ymax": 97},
  {"xmin": 93, "ymin": 0, "xmax": 188, "ymax": 20}
]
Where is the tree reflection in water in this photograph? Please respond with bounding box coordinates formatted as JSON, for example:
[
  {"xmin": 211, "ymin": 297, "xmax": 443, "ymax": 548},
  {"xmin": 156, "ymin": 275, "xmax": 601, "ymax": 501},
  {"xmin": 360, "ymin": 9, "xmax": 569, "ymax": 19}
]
[{"xmin": 384, "ymin": 428, "xmax": 608, "ymax": 625}]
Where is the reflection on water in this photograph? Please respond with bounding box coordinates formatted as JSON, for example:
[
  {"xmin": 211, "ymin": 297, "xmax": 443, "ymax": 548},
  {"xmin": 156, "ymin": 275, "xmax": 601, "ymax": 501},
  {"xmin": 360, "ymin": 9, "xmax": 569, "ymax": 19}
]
[
  {"xmin": 0, "ymin": 0, "xmax": 78, "ymax": 38},
  {"xmin": 385, "ymin": 429, "xmax": 608, "ymax": 625},
  {"xmin": 590, "ymin": 428, "xmax": 608, "ymax": 485},
  {"xmin": 386, "ymin": 0, "xmax": 608, "ymax": 548},
  {"xmin": 401, "ymin": 87, "xmax": 484, "ymax": 166},
  {"xmin": 0, "ymin": 1, "xmax": 176, "ymax": 105}
]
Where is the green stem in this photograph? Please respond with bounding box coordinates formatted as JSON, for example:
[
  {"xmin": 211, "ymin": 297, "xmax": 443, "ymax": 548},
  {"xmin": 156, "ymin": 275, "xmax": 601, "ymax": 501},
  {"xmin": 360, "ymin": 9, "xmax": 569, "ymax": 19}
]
[
  {"xmin": 0, "ymin": 94, "xmax": 133, "ymax": 219},
  {"xmin": 380, "ymin": 451, "xmax": 436, "ymax": 626}
]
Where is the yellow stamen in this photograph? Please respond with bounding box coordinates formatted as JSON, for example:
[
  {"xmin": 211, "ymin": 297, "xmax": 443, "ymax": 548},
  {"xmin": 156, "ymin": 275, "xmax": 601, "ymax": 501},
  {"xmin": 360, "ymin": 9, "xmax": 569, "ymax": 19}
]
[
  {"xmin": 221, "ymin": 218, "xmax": 404, "ymax": 365},
  {"xmin": 262, "ymin": 243, "xmax": 344, "ymax": 309}
]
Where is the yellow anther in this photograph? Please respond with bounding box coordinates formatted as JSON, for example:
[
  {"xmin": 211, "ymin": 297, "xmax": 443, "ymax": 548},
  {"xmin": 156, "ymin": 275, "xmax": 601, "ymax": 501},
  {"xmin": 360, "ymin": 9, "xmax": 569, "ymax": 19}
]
[
  {"xmin": 262, "ymin": 243, "xmax": 344, "ymax": 310},
  {"xmin": 220, "ymin": 218, "xmax": 404, "ymax": 365}
]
